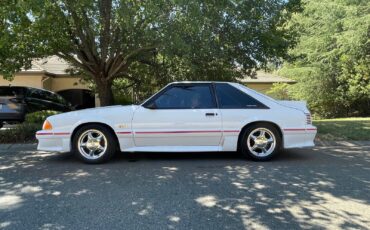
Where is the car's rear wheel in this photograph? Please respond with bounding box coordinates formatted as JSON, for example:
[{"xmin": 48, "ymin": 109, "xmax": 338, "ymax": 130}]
[
  {"xmin": 72, "ymin": 124, "xmax": 117, "ymax": 164},
  {"xmin": 240, "ymin": 123, "xmax": 281, "ymax": 161}
]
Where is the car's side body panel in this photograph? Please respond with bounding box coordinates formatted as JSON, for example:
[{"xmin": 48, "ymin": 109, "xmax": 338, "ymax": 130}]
[
  {"xmin": 36, "ymin": 82, "xmax": 317, "ymax": 153},
  {"xmin": 132, "ymin": 106, "xmax": 223, "ymax": 147},
  {"xmin": 37, "ymin": 105, "xmax": 136, "ymax": 152}
]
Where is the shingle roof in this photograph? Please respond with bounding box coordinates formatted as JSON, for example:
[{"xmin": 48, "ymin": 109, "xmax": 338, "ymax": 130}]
[
  {"xmin": 239, "ymin": 71, "xmax": 296, "ymax": 83},
  {"xmin": 20, "ymin": 56, "xmax": 70, "ymax": 75},
  {"xmin": 20, "ymin": 62, "xmax": 45, "ymax": 73},
  {"xmin": 20, "ymin": 57, "xmax": 296, "ymax": 83}
]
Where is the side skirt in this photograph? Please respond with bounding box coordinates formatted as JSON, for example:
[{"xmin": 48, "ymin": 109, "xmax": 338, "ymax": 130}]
[{"xmin": 122, "ymin": 146, "xmax": 222, "ymax": 152}]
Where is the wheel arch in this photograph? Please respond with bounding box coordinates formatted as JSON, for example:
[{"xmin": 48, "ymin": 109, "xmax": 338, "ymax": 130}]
[
  {"xmin": 237, "ymin": 121, "xmax": 283, "ymax": 151},
  {"xmin": 70, "ymin": 122, "xmax": 119, "ymax": 149}
]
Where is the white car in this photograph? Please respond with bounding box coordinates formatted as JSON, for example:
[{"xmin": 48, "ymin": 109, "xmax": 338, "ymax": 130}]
[{"xmin": 36, "ymin": 82, "xmax": 317, "ymax": 163}]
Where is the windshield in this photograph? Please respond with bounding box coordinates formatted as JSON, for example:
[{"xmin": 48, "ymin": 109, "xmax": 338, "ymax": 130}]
[{"xmin": 139, "ymin": 84, "xmax": 170, "ymax": 106}]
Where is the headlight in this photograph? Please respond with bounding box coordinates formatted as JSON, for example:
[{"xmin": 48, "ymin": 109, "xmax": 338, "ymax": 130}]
[{"xmin": 42, "ymin": 120, "xmax": 53, "ymax": 130}]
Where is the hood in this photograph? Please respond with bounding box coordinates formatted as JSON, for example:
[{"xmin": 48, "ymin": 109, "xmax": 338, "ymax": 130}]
[
  {"xmin": 74, "ymin": 105, "xmax": 125, "ymax": 113},
  {"xmin": 47, "ymin": 104, "xmax": 139, "ymax": 121},
  {"xmin": 277, "ymin": 100, "xmax": 309, "ymax": 113}
]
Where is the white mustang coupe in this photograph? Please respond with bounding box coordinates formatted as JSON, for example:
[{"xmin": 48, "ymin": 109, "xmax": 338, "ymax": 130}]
[{"xmin": 36, "ymin": 82, "xmax": 317, "ymax": 163}]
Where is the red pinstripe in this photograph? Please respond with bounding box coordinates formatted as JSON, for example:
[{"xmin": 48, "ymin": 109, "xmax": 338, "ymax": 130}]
[
  {"xmin": 283, "ymin": 128, "xmax": 317, "ymax": 131},
  {"xmin": 116, "ymin": 130, "xmax": 240, "ymax": 135},
  {"xmin": 36, "ymin": 132, "xmax": 70, "ymax": 136},
  {"xmin": 116, "ymin": 132, "xmax": 132, "ymax": 134}
]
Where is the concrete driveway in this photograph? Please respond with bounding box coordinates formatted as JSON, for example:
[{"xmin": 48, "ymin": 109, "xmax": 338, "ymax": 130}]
[{"xmin": 0, "ymin": 144, "xmax": 369, "ymax": 230}]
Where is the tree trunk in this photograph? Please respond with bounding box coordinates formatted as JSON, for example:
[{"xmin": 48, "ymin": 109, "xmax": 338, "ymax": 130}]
[{"xmin": 96, "ymin": 79, "xmax": 114, "ymax": 106}]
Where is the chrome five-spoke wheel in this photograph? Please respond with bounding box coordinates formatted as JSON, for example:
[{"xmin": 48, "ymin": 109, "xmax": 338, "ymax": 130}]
[
  {"xmin": 73, "ymin": 124, "xmax": 117, "ymax": 163},
  {"xmin": 78, "ymin": 129, "xmax": 108, "ymax": 160},
  {"xmin": 247, "ymin": 128, "xmax": 276, "ymax": 157},
  {"xmin": 240, "ymin": 123, "xmax": 281, "ymax": 161}
]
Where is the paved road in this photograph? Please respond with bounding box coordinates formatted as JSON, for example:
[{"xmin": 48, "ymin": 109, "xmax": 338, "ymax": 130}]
[{"xmin": 0, "ymin": 144, "xmax": 369, "ymax": 230}]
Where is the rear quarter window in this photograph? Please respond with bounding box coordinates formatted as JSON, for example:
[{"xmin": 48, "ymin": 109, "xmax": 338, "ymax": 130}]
[{"xmin": 215, "ymin": 83, "xmax": 268, "ymax": 109}]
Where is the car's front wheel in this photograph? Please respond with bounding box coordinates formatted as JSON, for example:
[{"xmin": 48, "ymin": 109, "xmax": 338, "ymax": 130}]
[
  {"xmin": 240, "ymin": 123, "xmax": 281, "ymax": 161},
  {"xmin": 72, "ymin": 124, "xmax": 117, "ymax": 163}
]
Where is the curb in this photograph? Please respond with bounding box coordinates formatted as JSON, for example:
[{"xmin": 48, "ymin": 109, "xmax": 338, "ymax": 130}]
[
  {"xmin": 0, "ymin": 144, "xmax": 13, "ymax": 150},
  {"xmin": 0, "ymin": 143, "xmax": 37, "ymax": 151},
  {"xmin": 315, "ymin": 140, "xmax": 370, "ymax": 147}
]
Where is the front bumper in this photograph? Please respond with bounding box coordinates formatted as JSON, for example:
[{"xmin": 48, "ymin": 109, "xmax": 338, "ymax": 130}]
[{"xmin": 36, "ymin": 131, "xmax": 71, "ymax": 152}]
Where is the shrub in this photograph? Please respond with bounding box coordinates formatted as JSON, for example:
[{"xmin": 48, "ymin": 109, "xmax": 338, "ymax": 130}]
[
  {"xmin": 25, "ymin": 110, "xmax": 60, "ymax": 124},
  {"xmin": 0, "ymin": 110, "xmax": 60, "ymax": 143},
  {"xmin": 114, "ymin": 94, "xmax": 133, "ymax": 105},
  {"xmin": 0, "ymin": 123, "xmax": 41, "ymax": 143}
]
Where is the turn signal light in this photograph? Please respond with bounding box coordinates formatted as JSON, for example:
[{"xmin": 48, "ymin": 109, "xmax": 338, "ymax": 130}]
[{"xmin": 42, "ymin": 120, "xmax": 53, "ymax": 130}]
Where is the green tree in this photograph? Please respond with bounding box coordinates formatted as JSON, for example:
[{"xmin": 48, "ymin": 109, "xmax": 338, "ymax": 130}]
[
  {"xmin": 266, "ymin": 83, "xmax": 292, "ymax": 100},
  {"xmin": 280, "ymin": 0, "xmax": 370, "ymax": 118},
  {"xmin": 1, "ymin": 0, "xmax": 301, "ymax": 105}
]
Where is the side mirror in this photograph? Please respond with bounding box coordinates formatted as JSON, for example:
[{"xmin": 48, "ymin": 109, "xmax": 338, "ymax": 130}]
[{"xmin": 144, "ymin": 101, "xmax": 157, "ymax": 110}]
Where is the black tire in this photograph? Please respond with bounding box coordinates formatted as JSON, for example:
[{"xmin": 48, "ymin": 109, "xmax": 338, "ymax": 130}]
[
  {"xmin": 0, "ymin": 122, "xmax": 3, "ymax": 129},
  {"xmin": 239, "ymin": 123, "xmax": 282, "ymax": 161},
  {"xmin": 72, "ymin": 124, "xmax": 118, "ymax": 164}
]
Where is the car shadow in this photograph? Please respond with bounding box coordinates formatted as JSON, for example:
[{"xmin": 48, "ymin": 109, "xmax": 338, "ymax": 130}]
[{"xmin": 45, "ymin": 148, "xmax": 314, "ymax": 164}]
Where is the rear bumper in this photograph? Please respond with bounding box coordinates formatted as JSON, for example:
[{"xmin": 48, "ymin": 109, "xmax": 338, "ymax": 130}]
[
  {"xmin": 283, "ymin": 126, "xmax": 317, "ymax": 149},
  {"xmin": 36, "ymin": 131, "xmax": 71, "ymax": 152}
]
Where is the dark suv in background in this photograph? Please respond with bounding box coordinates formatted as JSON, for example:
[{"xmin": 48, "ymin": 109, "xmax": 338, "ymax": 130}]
[{"xmin": 0, "ymin": 86, "xmax": 72, "ymax": 128}]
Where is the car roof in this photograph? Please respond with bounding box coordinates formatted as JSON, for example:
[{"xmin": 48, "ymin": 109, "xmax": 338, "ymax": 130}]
[
  {"xmin": 170, "ymin": 81, "xmax": 231, "ymax": 83},
  {"xmin": 169, "ymin": 81, "xmax": 233, "ymax": 84},
  {"xmin": 0, "ymin": 86, "xmax": 27, "ymax": 89},
  {"xmin": 0, "ymin": 86, "xmax": 57, "ymax": 94}
]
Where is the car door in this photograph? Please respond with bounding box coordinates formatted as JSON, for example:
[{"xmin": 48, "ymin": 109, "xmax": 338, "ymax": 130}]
[
  {"xmin": 25, "ymin": 88, "xmax": 49, "ymax": 112},
  {"xmin": 48, "ymin": 92, "xmax": 72, "ymax": 112},
  {"xmin": 132, "ymin": 83, "xmax": 222, "ymax": 147},
  {"xmin": 26, "ymin": 88, "xmax": 68, "ymax": 112}
]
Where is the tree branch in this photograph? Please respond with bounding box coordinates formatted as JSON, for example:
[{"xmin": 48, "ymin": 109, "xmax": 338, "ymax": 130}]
[
  {"xmin": 99, "ymin": 0, "xmax": 112, "ymax": 63},
  {"xmin": 107, "ymin": 45, "xmax": 158, "ymax": 79},
  {"xmin": 57, "ymin": 52, "xmax": 96, "ymax": 77},
  {"xmin": 64, "ymin": 1, "xmax": 100, "ymax": 71}
]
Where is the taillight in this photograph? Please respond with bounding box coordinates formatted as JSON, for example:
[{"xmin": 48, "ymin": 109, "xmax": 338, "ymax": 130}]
[{"xmin": 305, "ymin": 113, "xmax": 312, "ymax": 125}]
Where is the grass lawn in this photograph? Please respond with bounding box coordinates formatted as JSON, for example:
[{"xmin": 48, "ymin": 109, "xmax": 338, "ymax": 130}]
[{"xmin": 313, "ymin": 117, "xmax": 370, "ymax": 141}]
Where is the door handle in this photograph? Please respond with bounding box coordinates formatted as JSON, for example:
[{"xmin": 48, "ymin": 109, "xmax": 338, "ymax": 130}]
[{"xmin": 205, "ymin": 113, "xmax": 216, "ymax": 116}]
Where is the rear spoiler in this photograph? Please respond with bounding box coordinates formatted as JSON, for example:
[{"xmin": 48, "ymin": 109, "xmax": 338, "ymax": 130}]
[{"xmin": 277, "ymin": 100, "xmax": 309, "ymax": 113}]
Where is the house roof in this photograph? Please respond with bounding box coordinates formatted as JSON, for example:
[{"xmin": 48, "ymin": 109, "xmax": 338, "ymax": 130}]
[
  {"xmin": 20, "ymin": 57, "xmax": 296, "ymax": 83},
  {"xmin": 20, "ymin": 62, "xmax": 45, "ymax": 73},
  {"xmin": 239, "ymin": 71, "xmax": 296, "ymax": 83},
  {"xmin": 20, "ymin": 56, "xmax": 70, "ymax": 76}
]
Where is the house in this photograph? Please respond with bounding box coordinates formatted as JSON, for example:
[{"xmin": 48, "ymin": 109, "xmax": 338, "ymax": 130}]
[
  {"xmin": 0, "ymin": 56, "xmax": 96, "ymax": 108},
  {"xmin": 239, "ymin": 71, "xmax": 296, "ymax": 93},
  {"xmin": 1, "ymin": 57, "xmax": 295, "ymax": 107}
]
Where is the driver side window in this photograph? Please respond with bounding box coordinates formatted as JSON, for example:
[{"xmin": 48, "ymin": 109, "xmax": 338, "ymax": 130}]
[{"xmin": 151, "ymin": 85, "xmax": 215, "ymax": 109}]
